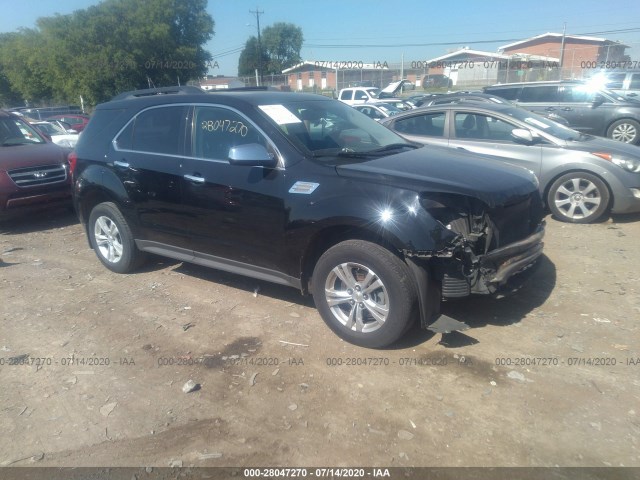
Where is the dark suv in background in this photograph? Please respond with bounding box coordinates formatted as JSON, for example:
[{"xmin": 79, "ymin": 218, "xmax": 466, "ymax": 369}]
[
  {"xmin": 484, "ymin": 81, "xmax": 640, "ymax": 145},
  {"xmin": 71, "ymin": 86, "xmax": 545, "ymax": 348}
]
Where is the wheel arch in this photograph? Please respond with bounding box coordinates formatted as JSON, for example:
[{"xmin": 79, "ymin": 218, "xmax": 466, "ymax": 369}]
[
  {"xmin": 542, "ymin": 168, "xmax": 613, "ymax": 211},
  {"xmin": 605, "ymin": 117, "xmax": 640, "ymax": 144},
  {"xmin": 299, "ymin": 224, "xmax": 410, "ymax": 294}
]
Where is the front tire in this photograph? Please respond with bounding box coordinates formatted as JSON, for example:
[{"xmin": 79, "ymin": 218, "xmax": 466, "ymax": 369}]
[
  {"xmin": 607, "ymin": 119, "xmax": 640, "ymax": 144},
  {"xmin": 311, "ymin": 240, "xmax": 418, "ymax": 348},
  {"xmin": 547, "ymin": 172, "xmax": 610, "ymax": 223},
  {"xmin": 88, "ymin": 202, "xmax": 146, "ymax": 273}
]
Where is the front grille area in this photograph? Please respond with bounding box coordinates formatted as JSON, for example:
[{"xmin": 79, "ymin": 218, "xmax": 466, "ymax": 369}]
[
  {"xmin": 8, "ymin": 164, "xmax": 68, "ymax": 187},
  {"xmin": 489, "ymin": 193, "xmax": 544, "ymax": 248}
]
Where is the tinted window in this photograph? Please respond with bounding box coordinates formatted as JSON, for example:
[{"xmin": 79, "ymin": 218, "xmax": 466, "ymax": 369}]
[
  {"xmin": 520, "ymin": 86, "xmax": 559, "ymax": 102},
  {"xmin": 0, "ymin": 117, "xmax": 46, "ymax": 145},
  {"xmin": 603, "ymin": 73, "xmax": 626, "ymax": 89},
  {"xmin": 340, "ymin": 90, "xmax": 352, "ymax": 100},
  {"xmin": 394, "ymin": 112, "xmax": 446, "ymax": 137},
  {"xmin": 559, "ymin": 85, "xmax": 597, "ymax": 103},
  {"xmin": 354, "ymin": 90, "xmax": 368, "ymax": 101},
  {"xmin": 119, "ymin": 106, "xmax": 187, "ymax": 155},
  {"xmin": 486, "ymin": 87, "xmax": 520, "ymax": 100},
  {"xmin": 454, "ymin": 113, "xmax": 516, "ymax": 141},
  {"xmin": 193, "ymin": 106, "xmax": 267, "ymax": 160}
]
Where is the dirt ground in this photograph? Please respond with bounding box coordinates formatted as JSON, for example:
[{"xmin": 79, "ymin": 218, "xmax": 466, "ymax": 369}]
[{"xmin": 1, "ymin": 207, "xmax": 639, "ymax": 470}]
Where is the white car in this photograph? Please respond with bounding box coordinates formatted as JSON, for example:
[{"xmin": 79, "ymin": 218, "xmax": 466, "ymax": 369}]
[
  {"xmin": 353, "ymin": 103, "xmax": 403, "ymax": 121},
  {"xmin": 31, "ymin": 121, "xmax": 79, "ymax": 148}
]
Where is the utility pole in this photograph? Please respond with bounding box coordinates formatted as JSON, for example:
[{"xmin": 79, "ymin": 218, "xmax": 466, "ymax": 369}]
[
  {"xmin": 250, "ymin": 7, "xmax": 264, "ymax": 86},
  {"xmin": 559, "ymin": 22, "xmax": 567, "ymax": 79}
]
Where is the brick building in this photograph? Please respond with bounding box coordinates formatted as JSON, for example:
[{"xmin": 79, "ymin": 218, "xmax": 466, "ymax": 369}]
[{"xmin": 499, "ymin": 33, "xmax": 629, "ymax": 79}]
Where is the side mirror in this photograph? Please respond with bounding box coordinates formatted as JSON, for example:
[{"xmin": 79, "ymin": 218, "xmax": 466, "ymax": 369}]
[
  {"xmin": 592, "ymin": 94, "xmax": 605, "ymax": 107},
  {"xmin": 511, "ymin": 128, "xmax": 534, "ymax": 144},
  {"xmin": 228, "ymin": 143, "xmax": 277, "ymax": 168}
]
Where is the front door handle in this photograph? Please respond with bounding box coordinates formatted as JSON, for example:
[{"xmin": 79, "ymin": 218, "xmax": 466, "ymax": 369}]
[{"xmin": 184, "ymin": 174, "xmax": 205, "ymax": 184}]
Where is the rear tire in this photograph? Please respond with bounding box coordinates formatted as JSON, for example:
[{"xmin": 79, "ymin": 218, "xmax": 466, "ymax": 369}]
[
  {"xmin": 311, "ymin": 240, "xmax": 418, "ymax": 348},
  {"xmin": 88, "ymin": 202, "xmax": 146, "ymax": 273},
  {"xmin": 606, "ymin": 119, "xmax": 640, "ymax": 144}
]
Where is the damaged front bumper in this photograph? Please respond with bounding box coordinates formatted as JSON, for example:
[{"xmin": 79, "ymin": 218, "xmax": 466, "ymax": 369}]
[
  {"xmin": 405, "ymin": 223, "xmax": 545, "ymax": 329},
  {"xmin": 474, "ymin": 224, "xmax": 545, "ymax": 294}
]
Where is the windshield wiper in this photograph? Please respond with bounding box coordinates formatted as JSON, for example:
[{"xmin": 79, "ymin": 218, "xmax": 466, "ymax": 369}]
[{"xmin": 364, "ymin": 143, "xmax": 418, "ymax": 154}]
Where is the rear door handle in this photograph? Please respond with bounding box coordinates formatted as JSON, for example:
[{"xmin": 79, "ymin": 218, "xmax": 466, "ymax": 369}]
[
  {"xmin": 184, "ymin": 174, "xmax": 205, "ymax": 184},
  {"xmin": 114, "ymin": 160, "xmax": 130, "ymax": 168}
]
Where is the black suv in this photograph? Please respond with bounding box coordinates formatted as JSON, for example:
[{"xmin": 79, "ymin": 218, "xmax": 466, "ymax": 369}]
[
  {"xmin": 71, "ymin": 86, "xmax": 545, "ymax": 348},
  {"xmin": 484, "ymin": 81, "xmax": 640, "ymax": 145}
]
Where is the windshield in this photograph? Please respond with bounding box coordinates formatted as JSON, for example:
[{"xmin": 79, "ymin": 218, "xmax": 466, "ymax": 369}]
[
  {"xmin": 366, "ymin": 88, "xmax": 380, "ymax": 99},
  {"xmin": 258, "ymin": 99, "xmax": 413, "ymax": 159},
  {"xmin": 0, "ymin": 117, "xmax": 46, "ymax": 146},
  {"xmin": 503, "ymin": 107, "xmax": 584, "ymax": 141},
  {"xmin": 35, "ymin": 122, "xmax": 65, "ymax": 135}
]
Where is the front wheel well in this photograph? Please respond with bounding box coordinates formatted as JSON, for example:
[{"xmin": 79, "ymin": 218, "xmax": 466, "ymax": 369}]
[{"xmin": 300, "ymin": 226, "xmax": 406, "ymax": 294}]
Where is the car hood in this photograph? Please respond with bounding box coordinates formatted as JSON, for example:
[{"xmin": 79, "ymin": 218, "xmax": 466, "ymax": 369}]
[
  {"xmin": 335, "ymin": 145, "xmax": 539, "ymax": 208},
  {"xmin": 0, "ymin": 142, "xmax": 67, "ymax": 171},
  {"xmin": 564, "ymin": 135, "xmax": 640, "ymax": 157}
]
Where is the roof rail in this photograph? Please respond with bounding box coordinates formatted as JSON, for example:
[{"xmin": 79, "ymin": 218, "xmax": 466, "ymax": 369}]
[
  {"xmin": 207, "ymin": 86, "xmax": 270, "ymax": 92},
  {"xmin": 111, "ymin": 85, "xmax": 204, "ymax": 101}
]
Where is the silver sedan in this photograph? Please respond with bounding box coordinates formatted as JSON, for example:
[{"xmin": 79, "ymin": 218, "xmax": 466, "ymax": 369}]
[{"xmin": 381, "ymin": 103, "xmax": 640, "ymax": 223}]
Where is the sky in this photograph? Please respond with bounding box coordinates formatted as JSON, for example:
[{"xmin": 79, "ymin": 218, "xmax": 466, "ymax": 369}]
[{"xmin": 1, "ymin": 0, "xmax": 639, "ymax": 76}]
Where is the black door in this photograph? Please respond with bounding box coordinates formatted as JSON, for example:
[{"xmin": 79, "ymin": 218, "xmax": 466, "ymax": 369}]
[
  {"xmin": 181, "ymin": 105, "xmax": 288, "ymax": 277},
  {"xmin": 111, "ymin": 105, "xmax": 192, "ymax": 247}
]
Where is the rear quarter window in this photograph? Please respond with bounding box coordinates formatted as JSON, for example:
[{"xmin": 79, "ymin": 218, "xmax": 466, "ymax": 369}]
[{"xmin": 519, "ymin": 86, "xmax": 560, "ymax": 102}]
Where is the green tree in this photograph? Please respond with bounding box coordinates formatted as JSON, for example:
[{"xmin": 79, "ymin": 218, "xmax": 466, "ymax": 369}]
[
  {"xmin": 237, "ymin": 36, "xmax": 269, "ymax": 77},
  {"xmin": 238, "ymin": 22, "xmax": 303, "ymax": 76},
  {"xmin": 0, "ymin": 0, "xmax": 215, "ymax": 106},
  {"xmin": 261, "ymin": 23, "xmax": 303, "ymax": 74}
]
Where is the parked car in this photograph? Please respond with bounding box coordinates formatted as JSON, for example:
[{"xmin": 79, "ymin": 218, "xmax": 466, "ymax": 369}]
[
  {"xmin": 31, "ymin": 121, "xmax": 79, "ymax": 148},
  {"xmin": 353, "ymin": 103, "xmax": 402, "ymax": 121},
  {"xmin": 72, "ymin": 86, "xmax": 544, "ymax": 348},
  {"xmin": 417, "ymin": 92, "xmax": 569, "ymax": 126},
  {"xmin": 483, "ymin": 81, "xmax": 640, "ymax": 144},
  {"xmin": 46, "ymin": 114, "xmax": 90, "ymax": 132},
  {"xmin": 422, "ymin": 74, "xmax": 453, "ymax": 89},
  {"xmin": 338, "ymin": 87, "xmax": 382, "ymax": 105},
  {"xmin": 381, "ymin": 103, "xmax": 640, "ymax": 223},
  {"xmin": 586, "ymin": 70, "xmax": 640, "ymax": 99},
  {"xmin": 0, "ymin": 110, "xmax": 72, "ymax": 218}
]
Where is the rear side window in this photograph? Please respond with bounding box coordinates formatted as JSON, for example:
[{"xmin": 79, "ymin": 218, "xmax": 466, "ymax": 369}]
[
  {"xmin": 485, "ymin": 87, "xmax": 520, "ymax": 101},
  {"xmin": 340, "ymin": 90, "xmax": 352, "ymax": 100},
  {"xmin": 115, "ymin": 106, "xmax": 188, "ymax": 155},
  {"xmin": 394, "ymin": 112, "xmax": 446, "ymax": 137},
  {"xmin": 519, "ymin": 86, "xmax": 559, "ymax": 102}
]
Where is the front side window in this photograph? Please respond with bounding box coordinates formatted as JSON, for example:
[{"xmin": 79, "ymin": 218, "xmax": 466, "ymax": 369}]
[
  {"xmin": 193, "ymin": 106, "xmax": 268, "ymax": 160},
  {"xmin": 559, "ymin": 85, "xmax": 599, "ymax": 103},
  {"xmin": 354, "ymin": 90, "xmax": 368, "ymax": 101},
  {"xmin": 394, "ymin": 112, "xmax": 446, "ymax": 137},
  {"xmin": 115, "ymin": 106, "xmax": 188, "ymax": 155}
]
